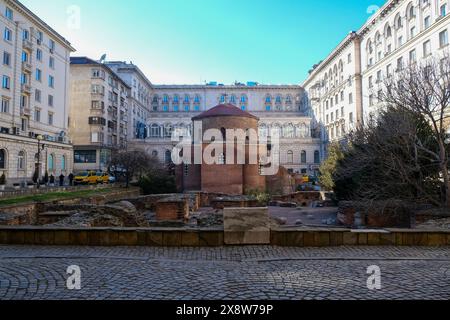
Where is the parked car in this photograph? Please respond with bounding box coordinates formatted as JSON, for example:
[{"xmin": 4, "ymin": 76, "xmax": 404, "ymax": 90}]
[
  {"xmin": 108, "ymin": 175, "xmax": 116, "ymax": 183},
  {"xmin": 97, "ymin": 172, "xmax": 111, "ymax": 184},
  {"xmin": 74, "ymin": 171, "xmax": 100, "ymax": 185}
]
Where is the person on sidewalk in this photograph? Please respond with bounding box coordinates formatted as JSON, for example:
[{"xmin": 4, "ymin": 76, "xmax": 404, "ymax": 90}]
[
  {"xmin": 68, "ymin": 173, "xmax": 74, "ymax": 186},
  {"xmin": 59, "ymin": 173, "xmax": 65, "ymax": 187}
]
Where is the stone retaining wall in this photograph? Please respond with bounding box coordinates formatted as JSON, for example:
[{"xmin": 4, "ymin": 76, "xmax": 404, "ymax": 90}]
[{"xmin": 0, "ymin": 227, "xmax": 449, "ymax": 247}]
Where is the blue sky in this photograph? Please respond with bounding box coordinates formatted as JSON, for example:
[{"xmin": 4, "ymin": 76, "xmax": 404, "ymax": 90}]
[{"xmin": 21, "ymin": 0, "xmax": 386, "ymax": 84}]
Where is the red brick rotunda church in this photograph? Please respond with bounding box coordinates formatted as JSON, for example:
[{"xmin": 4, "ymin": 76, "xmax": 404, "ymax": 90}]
[{"xmin": 176, "ymin": 104, "xmax": 267, "ymax": 195}]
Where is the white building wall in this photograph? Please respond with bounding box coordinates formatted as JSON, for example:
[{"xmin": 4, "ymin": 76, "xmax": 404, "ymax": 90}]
[
  {"xmin": 0, "ymin": 0, "xmax": 74, "ymax": 184},
  {"xmin": 360, "ymin": 0, "xmax": 450, "ymax": 120}
]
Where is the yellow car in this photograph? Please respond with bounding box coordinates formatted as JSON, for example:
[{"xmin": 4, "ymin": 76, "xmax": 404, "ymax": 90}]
[
  {"xmin": 74, "ymin": 171, "xmax": 100, "ymax": 185},
  {"xmin": 97, "ymin": 172, "xmax": 111, "ymax": 184}
]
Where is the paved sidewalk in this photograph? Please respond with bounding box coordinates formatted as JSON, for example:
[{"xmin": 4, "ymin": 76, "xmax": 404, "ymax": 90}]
[{"xmin": 0, "ymin": 245, "xmax": 449, "ymax": 300}]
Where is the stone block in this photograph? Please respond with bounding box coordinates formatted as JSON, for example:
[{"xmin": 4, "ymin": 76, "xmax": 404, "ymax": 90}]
[
  {"xmin": 427, "ymin": 233, "xmax": 445, "ymax": 246},
  {"xmin": 70, "ymin": 230, "xmax": 88, "ymax": 245},
  {"xmin": 414, "ymin": 233, "xmax": 428, "ymax": 246},
  {"xmin": 118, "ymin": 231, "xmax": 138, "ymax": 246},
  {"xmin": 23, "ymin": 230, "xmax": 36, "ymax": 245},
  {"xmin": 303, "ymin": 232, "xmax": 315, "ymax": 247},
  {"xmin": 199, "ymin": 230, "xmax": 223, "ymax": 246},
  {"xmin": 36, "ymin": 230, "xmax": 54, "ymax": 245},
  {"xmin": 147, "ymin": 231, "xmax": 163, "ymax": 246},
  {"xmin": 270, "ymin": 230, "xmax": 286, "ymax": 246},
  {"xmin": 182, "ymin": 231, "xmax": 200, "ymax": 246},
  {"xmin": 367, "ymin": 233, "xmax": 381, "ymax": 245},
  {"xmin": 136, "ymin": 230, "xmax": 147, "ymax": 246},
  {"xmin": 54, "ymin": 230, "xmax": 70, "ymax": 245},
  {"xmin": 357, "ymin": 233, "xmax": 368, "ymax": 245},
  {"xmin": 9, "ymin": 230, "xmax": 24, "ymax": 244},
  {"xmin": 0, "ymin": 230, "xmax": 7, "ymax": 244},
  {"xmin": 343, "ymin": 232, "xmax": 358, "ymax": 245},
  {"xmin": 379, "ymin": 233, "xmax": 395, "ymax": 245},
  {"xmin": 314, "ymin": 232, "xmax": 330, "ymax": 247},
  {"xmin": 330, "ymin": 232, "xmax": 344, "ymax": 246},
  {"xmin": 285, "ymin": 232, "xmax": 304, "ymax": 246},
  {"xmin": 223, "ymin": 207, "xmax": 270, "ymax": 245},
  {"xmin": 88, "ymin": 231, "xmax": 102, "ymax": 246},
  {"xmin": 163, "ymin": 231, "xmax": 182, "ymax": 246}
]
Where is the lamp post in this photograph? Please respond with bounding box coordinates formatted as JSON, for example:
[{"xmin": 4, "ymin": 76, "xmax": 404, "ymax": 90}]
[{"xmin": 36, "ymin": 135, "xmax": 44, "ymax": 189}]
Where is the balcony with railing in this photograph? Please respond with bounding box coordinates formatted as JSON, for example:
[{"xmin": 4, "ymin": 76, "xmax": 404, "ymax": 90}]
[
  {"xmin": 20, "ymin": 107, "xmax": 31, "ymax": 116},
  {"xmin": 21, "ymin": 83, "xmax": 32, "ymax": 94},
  {"xmin": 22, "ymin": 61, "xmax": 32, "ymax": 73},
  {"xmin": 22, "ymin": 39, "xmax": 33, "ymax": 50}
]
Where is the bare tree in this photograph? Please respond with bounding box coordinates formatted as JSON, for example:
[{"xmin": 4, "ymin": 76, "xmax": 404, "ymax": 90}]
[
  {"xmin": 109, "ymin": 149, "xmax": 162, "ymax": 188},
  {"xmin": 376, "ymin": 53, "xmax": 450, "ymax": 207}
]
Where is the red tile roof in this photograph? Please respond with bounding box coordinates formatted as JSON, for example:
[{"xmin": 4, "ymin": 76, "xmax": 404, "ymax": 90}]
[{"xmin": 192, "ymin": 104, "xmax": 259, "ymax": 121}]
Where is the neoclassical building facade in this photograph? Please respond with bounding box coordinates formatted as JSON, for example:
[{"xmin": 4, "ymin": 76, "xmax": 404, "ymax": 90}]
[
  {"xmin": 129, "ymin": 84, "xmax": 323, "ymax": 175},
  {"xmin": 0, "ymin": 0, "xmax": 75, "ymax": 184},
  {"xmin": 303, "ymin": 0, "xmax": 450, "ymax": 147}
]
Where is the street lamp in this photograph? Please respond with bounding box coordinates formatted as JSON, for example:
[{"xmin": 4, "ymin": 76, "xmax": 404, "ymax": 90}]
[{"xmin": 36, "ymin": 135, "xmax": 44, "ymax": 189}]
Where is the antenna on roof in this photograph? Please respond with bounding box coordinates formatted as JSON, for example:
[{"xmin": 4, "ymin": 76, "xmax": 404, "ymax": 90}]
[{"xmin": 99, "ymin": 54, "xmax": 107, "ymax": 63}]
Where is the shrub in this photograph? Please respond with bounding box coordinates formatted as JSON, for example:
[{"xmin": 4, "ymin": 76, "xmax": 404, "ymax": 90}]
[{"xmin": 138, "ymin": 174, "xmax": 177, "ymax": 195}]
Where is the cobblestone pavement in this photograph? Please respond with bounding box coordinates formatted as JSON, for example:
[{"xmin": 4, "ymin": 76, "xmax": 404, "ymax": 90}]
[{"xmin": 0, "ymin": 245, "xmax": 449, "ymax": 300}]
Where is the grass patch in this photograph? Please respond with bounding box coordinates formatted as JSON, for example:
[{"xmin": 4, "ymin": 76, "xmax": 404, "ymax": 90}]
[{"xmin": 0, "ymin": 188, "xmax": 115, "ymax": 207}]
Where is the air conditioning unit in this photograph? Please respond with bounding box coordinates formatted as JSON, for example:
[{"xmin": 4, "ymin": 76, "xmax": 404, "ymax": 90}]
[
  {"xmin": 12, "ymin": 127, "xmax": 20, "ymax": 135},
  {"xmin": 29, "ymin": 131, "xmax": 35, "ymax": 138}
]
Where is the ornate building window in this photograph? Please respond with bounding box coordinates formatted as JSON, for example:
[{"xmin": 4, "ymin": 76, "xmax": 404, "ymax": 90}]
[
  {"xmin": 286, "ymin": 95, "xmax": 292, "ymax": 104},
  {"xmin": 275, "ymin": 95, "xmax": 282, "ymax": 104},
  {"xmin": 150, "ymin": 124, "xmax": 161, "ymax": 138},
  {"xmin": 163, "ymin": 95, "xmax": 169, "ymax": 103},
  {"xmin": 173, "ymin": 95, "xmax": 179, "ymax": 103},
  {"xmin": 0, "ymin": 149, "xmax": 6, "ymax": 169},
  {"xmin": 230, "ymin": 95, "xmax": 236, "ymax": 104},
  {"xmin": 164, "ymin": 124, "xmax": 173, "ymax": 138},
  {"xmin": 301, "ymin": 151, "xmax": 307, "ymax": 164},
  {"xmin": 259, "ymin": 125, "xmax": 269, "ymax": 138},
  {"xmin": 18, "ymin": 151, "xmax": 26, "ymax": 171},
  {"xmin": 283, "ymin": 124, "xmax": 295, "ymax": 138},
  {"xmin": 287, "ymin": 151, "xmax": 293, "ymax": 164},
  {"xmin": 194, "ymin": 95, "xmax": 200, "ymax": 103},
  {"xmin": 184, "ymin": 95, "xmax": 190, "ymax": 103},
  {"xmin": 48, "ymin": 153, "xmax": 54, "ymax": 172},
  {"xmin": 314, "ymin": 151, "xmax": 320, "ymax": 164},
  {"xmin": 240, "ymin": 95, "xmax": 247, "ymax": 104}
]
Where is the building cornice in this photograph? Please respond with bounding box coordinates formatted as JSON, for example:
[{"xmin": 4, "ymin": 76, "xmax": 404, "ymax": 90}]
[
  {"xmin": 302, "ymin": 31, "xmax": 359, "ymax": 88},
  {"xmin": 7, "ymin": 0, "xmax": 75, "ymax": 52},
  {"xmin": 153, "ymin": 85, "xmax": 303, "ymax": 90}
]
